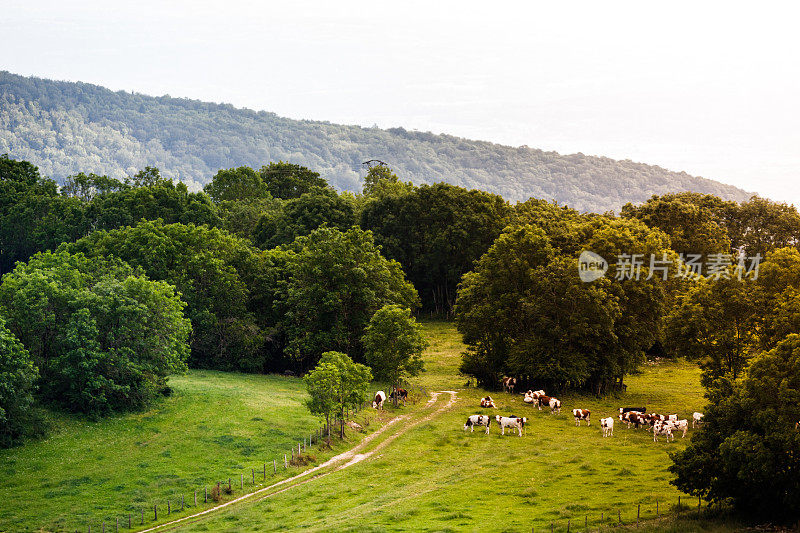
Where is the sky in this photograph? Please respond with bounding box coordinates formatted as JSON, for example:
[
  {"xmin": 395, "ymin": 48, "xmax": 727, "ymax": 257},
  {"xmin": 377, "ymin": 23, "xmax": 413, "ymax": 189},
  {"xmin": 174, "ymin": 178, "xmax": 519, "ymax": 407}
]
[{"xmin": 3, "ymin": 1, "xmax": 799, "ymax": 205}]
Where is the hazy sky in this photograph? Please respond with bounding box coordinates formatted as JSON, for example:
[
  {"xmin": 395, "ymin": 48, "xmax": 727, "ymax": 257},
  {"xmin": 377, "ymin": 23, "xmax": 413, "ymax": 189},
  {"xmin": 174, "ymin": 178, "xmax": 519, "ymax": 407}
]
[{"xmin": 4, "ymin": 1, "xmax": 799, "ymax": 205}]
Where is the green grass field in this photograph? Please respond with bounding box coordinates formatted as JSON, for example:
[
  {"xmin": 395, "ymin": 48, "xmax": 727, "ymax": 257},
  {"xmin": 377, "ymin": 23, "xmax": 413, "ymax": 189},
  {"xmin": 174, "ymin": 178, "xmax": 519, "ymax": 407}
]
[
  {"xmin": 174, "ymin": 322, "xmax": 721, "ymax": 532},
  {"xmin": 0, "ymin": 371, "xmax": 393, "ymax": 532},
  {"xmin": 3, "ymin": 321, "xmax": 733, "ymax": 532}
]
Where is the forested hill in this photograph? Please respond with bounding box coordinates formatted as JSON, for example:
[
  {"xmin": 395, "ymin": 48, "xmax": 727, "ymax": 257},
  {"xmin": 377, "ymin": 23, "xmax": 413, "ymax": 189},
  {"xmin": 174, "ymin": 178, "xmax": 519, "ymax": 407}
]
[{"xmin": 0, "ymin": 71, "xmax": 751, "ymax": 212}]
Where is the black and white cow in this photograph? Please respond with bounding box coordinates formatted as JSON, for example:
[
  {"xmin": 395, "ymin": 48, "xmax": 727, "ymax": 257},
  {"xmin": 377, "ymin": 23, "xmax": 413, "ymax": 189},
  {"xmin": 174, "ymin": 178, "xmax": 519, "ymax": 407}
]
[
  {"xmin": 573, "ymin": 409, "xmax": 591, "ymax": 426},
  {"xmin": 464, "ymin": 414, "xmax": 492, "ymax": 434},
  {"xmin": 600, "ymin": 417, "xmax": 614, "ymax": 437},
  {"xmin": 495, "ymin": 415, "xmax": 527, "ymax": 436},
  {"xmin": 372, "ymin": 390, "xmax": 386, "ymax": 410}
]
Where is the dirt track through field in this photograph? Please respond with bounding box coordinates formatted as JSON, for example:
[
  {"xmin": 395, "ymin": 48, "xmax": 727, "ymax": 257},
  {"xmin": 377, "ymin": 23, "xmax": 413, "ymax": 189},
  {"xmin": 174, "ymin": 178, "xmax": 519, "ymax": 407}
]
[{"xmin": 139, "ymin": 390, "xmax": 459, "ymax": 532}]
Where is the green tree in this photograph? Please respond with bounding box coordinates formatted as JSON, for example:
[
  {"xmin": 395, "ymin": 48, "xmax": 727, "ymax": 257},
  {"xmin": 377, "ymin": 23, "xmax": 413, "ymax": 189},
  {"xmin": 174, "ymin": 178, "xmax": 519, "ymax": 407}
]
[
  {"xmin": 361, "ymin": 182, "xmax": 513, "ymax": 315},
  {"xmin": 361, "ymin": 165, "xmax": 414, "ymax": 198},
  {"xmin": 64, "ymin": 221, "xmax": 268, "ymax": 371},
  {"xmin": 61, "ymin": 172, "xmax": 126, "ymax": 201},
  {"xmin": 282, "ymin": 226, "xmax": 419, "ymax": 370},
  {"xmin": 621, "ymin": 192, "xmax": 732, "ymax": 257},
  {"xmin": 0, "ymin": 317, "xmax": 39, "ymax": 447},
  {"xmin": 259, "ymin": 162, "xmax": 329, "ymax": 199},
  {"xmin": 456, "ymin": 216, "xmax": 671, "ymax": 393},
  {"xmin": 0, "ymin": 250, "xmax": 191, "ymax": 415},
  {"xmin": 363, "ymin": 305, "xmax": 426, "ymax": 404},
  {"xmin": 204, "ymin": 166, "xmax": 271, "ymax": 203},
  {"xmin": 304, "ymin": 351, "xmax": 372, "ymax": 440},
  {"xmin": 669, "ymin": 334, "xmax": 800, "ymax": 520},
  {"xmin": 254, "ymin": 187, "xmax": 356, "ymax": 248},
  {"xmin": 724, "ymin": 196, "xmax": 800, "ymax": 257},
  {"xmin": 131, "ymin": 166, "xmax": 169, "ymax": 188}
]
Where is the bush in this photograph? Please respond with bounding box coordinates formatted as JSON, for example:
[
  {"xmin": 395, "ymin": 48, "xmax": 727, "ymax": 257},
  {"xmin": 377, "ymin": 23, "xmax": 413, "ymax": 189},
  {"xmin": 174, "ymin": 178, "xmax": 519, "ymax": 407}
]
[{"xmin": 0, "ymin": 317, "xmax": 39, "ymax": 447}]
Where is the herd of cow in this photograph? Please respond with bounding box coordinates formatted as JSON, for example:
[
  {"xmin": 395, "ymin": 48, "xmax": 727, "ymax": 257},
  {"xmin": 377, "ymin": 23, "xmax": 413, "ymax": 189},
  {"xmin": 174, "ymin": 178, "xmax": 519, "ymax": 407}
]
[
  {"xmin": 369, "ymin": 382, "xmax": 705, "ymax": 443},
  {"xmin": 465, "ymin": 382, "xmax": 705, "ymax": 442}
]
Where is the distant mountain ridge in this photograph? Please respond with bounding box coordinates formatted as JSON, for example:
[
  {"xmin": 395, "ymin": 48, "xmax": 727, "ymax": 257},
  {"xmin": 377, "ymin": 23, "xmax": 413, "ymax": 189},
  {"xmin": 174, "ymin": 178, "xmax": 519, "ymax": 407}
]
[{"xmin": 0, "ymin": 71, "xmax": 752, "ymax": 212}]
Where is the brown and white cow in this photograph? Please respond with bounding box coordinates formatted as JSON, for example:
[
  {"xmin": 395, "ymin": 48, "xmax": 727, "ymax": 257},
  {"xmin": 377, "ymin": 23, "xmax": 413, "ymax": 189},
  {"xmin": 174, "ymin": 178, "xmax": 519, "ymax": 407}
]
[
  {"xmin": 667, "ymin": 419, "xmax": 689, "ymax": 438},
  {"xmin": 501, "ymin": 376, "xmax": 517, "ymax": 394},
  {"xmin": 549, "ymin": 398, "xmax": 562, "ymax": 414},
  {"xmin": 535, "ymin": 395, "xmax": 551, "ymax": 411},
  {"xmin": 623, "ymin": 411, "xmax": 647, "ymax": 429},
  {"xmin": 480, "ymin": 396, "xmax": 497, "ymax": 408},
  {"xmin": 495, "ymin": 415, "xmax": 527, "ymax": 436},
  {"xmin": 372, "ymin": 390, "xmax": 386, "ymax": 410},
  {"xmin": 523, "ymin": 391, "xmax": 536, "ymax": 404},
  {"xmin": 618, "ymin": 407, "xmax": 646, "ymax": 421},
  {"xmin": 389, "ymin": 387, "xmax": 408, "ymax": 406},
  {"xmin": 573, "ymin": 409, "xmax": 590, "ymax": 426},
  {"xmin": 653, "ymin": 420, "xmax": 674, "ymax": 442},
  {"xmin": 600, "ymin": 417, "xmax": 614, "ymax": 437}
]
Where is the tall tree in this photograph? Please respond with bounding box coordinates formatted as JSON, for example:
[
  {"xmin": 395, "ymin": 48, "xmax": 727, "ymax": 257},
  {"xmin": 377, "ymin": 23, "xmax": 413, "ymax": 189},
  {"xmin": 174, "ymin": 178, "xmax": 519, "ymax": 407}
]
[
  {"xmin": 0, "ymin": 317, "xmax": 39, "ymax": 447},
  {"xmin": 281, "ymin": 226, "xmax": 419, "ymax": 370},
  {"xmin": 259, "ymin": 162, "xmax": 329, "ymax": 199},
  {"xmin": 304, "ymin": 351, "xmax": 372, "ymax": 440},
  {"xmin": 204, "ymin": 166, "xmax": 271, "ymax": 203},
  {"xmin": 363, "ymin": 305, "xmax": 426, "ymax": 404}
]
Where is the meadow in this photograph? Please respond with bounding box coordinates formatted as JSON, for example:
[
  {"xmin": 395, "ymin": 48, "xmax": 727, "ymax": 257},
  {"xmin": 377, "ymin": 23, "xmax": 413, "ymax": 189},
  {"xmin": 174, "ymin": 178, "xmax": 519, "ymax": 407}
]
[
  {"xmin": 2, "ymin": 321, "xmax": 732, "ymax": 532},
  {"xmin": 0, "ymin": 371, "xmax": 392, "ymax": 532},
  {"xmin": 174, "ymin": 322, "xmax": 718, "ymax": 532}
]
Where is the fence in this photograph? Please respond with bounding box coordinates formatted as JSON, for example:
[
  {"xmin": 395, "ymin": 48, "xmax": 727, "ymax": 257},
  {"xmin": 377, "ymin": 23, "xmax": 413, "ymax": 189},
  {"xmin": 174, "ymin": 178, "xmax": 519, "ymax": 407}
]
[
  {"xmin": 530, "ymin": 495, "xmax": 703, "ymax": 533},
  {"xmin": 73, "ymin": 402, "xmax": 379, "ymax": 532}
]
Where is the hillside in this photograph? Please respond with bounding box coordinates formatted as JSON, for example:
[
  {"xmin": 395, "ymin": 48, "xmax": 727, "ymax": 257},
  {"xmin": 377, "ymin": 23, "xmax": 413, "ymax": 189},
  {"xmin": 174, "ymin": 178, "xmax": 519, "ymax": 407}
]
[{"xmin": 0, "ymin": 71, "xmax": 752, "ymax": 212}]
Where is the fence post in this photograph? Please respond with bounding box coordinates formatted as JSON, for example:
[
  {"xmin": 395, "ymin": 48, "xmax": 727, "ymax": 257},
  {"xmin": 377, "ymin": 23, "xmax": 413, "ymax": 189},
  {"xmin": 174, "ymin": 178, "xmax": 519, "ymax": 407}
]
[
  {"xmin": 204, "ymin": 486, "xmax": 208, "ymax": 503},
  {"xmin": 182, "ymin": 494, "xmax": 184, "ymax": 511},
  {"xmin": 141, "ymin": 508, "xmax": 144, "ymax": 525},
  {"xmin": 154, "ymin": 503, "xmax": 157, "ymax": 521},
  {"xmin": 656, "ymin": 500, "xmax": 659, "ymax": 516},
  {"xmin": 194, "ymin": 490, "xmax": 197, "ymax": 507},
  {"xmin": 240, "ymin": 473, "xmax": 243, "ymax": 490},
  {"xmin": 128, "ymin": 514, "xmax": 131, "ymax": 529},
  {"xmin": 550, "ymin": 523, "xmax": 553, "ymax": 533},
  {"xmin": 102, "ymin": 522, "xmax": 105, "ymax": 533},
  {"xmin": 264, "ymin": 463, "xmax": 266, "ymax": 480},
  {"xmin": 228, "ymin": 478, "xmax": 231, "ymax": 492},
  {"xmin": 678, "ymin": 495, "xmax": 680, "ymax": 507},
  {"xmin": 618, "ymin": 509, "xmax": 621, "ymax": 525},
  {"xmin": 567, "ymin": 519, "xmax": 570, "ymax": 532},
  {"xmin": 252, "ymin": 468, "xmax": 255, "ymax": 484},
  {"xmin": 284, "ymin": 454, "xmax": 287, "ymax": 468},
  {"xmin": 168, "ymin": 500, "xmax": 171, "ymax": 514},
  {"xmin": 274, "ymin": 459, "xmax": 277, "ymax": 474},
  {"xmin": 585, "ymin": 516, "xmax": 587, "ymax": 531},
  {"xmin": 115, "ymin": 518, "xmax": 118, "ymax": 533}
]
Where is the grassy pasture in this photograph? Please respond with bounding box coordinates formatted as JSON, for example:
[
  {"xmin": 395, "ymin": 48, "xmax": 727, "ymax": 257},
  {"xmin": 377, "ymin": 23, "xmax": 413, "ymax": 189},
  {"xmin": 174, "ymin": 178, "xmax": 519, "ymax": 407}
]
[
  {"xmin": 0, "ymin": 371, "xmax": 395, "ymax": 532},
  {"xmin": 179, "ymin": 321, "xmax": 718, "ymax": 532}
]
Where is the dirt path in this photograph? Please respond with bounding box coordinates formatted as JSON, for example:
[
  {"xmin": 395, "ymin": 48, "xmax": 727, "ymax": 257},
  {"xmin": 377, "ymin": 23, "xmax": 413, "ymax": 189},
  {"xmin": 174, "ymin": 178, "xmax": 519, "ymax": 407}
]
[{"xmin": 139, "ymin": 390, "xmax": 458, "ymax": 532}]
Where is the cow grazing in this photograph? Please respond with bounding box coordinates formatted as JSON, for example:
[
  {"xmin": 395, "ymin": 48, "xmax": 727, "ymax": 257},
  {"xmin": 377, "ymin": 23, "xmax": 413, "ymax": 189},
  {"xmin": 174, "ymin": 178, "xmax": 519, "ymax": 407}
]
[
  {"xmin": 536, "ymin": 395, "xmax": 551, "ymax": 411},
  {"xmin": 618, "ymin": 407, "xmax": 646, "ymax": 420},
  {"xmin": 495, "ymin": 415, "xmax": 526, "ymax": 436},
  {"xmin": 600, "ymin": 417, "xmax": 614, "ymax": 437},
  {"xmin": 622, "ymin": 411, "xmax": 646, "ymax": 429},
  {"xmin": 464, "ymin": 415, "xmax": 492, "ymax": 434},
  {"xmin": 692, "ymin": 412, "xmax": 704, "ymax": 428},
  {"xmin": 653, "ymin": 421, "xmax": 674, "ymax": 442},
  {"xmin": 389, "ymin": 388, "xmax": 408, "ymax": 406},
  {"xmin": 372, "ymin": 390, "xmax": 386, "ymax": 410},
  {"xmin": 501, "ymin": 376, "xmax": 517, "ymax": 394},
  {"xmin": 573, "ymin": 409, "xmax": 591, "ymax": 426},
  {"xmin": 668, "ymin": 419, "xmax": 689, "ymax": 438},
  {"xmin": 480, "ymin": 396, "xmax": 497, "ymax": 408},
  {"xmin": 549, "ymin": 398, "xmax": 562, "ymax": 414}
]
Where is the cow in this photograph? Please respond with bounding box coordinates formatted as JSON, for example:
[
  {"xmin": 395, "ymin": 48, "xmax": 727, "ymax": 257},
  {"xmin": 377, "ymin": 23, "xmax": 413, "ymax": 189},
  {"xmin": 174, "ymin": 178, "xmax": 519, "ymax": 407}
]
[
  {"xmin": 666, "ymin": 414, "xmax": 678, "ymax": 423},
  {"xmin": 372, "ymin": 390, "xmax": 386, "ymax": 410},
  {"xmin": 531, "ymin": 389, "xmax": 546, "ymax": 398},
  {"xmin": 622, "ymin": 411, "xmax": 646, "ymax": 429},
  {"xmin": 618, "ymin": 407, "xmax": 646, "ymax": 420},
  {"xmin": 389, "ymin": 387, "xmax": 408, "ymax": 406},
  {"xmin": 495, "ymin": 415, "xmax": 527, "ymax": 436},
  {"xmin": 535, "ymin": 395, "xmax": 551, "ymax": 411},
  {"xmin": 549, "ymin": 398, "xmax": 562, "ymax": 414},
  {"xmin": 573, "ymin": 409, "xmax": 591, "ymax": 426},
  {"xmin": 600, "ymin": 417, "xmax": 614, "ymax": 437},
  {"xmin": 668, "ymin": 419, "xmax": 689, "ymax": 438},
  {"xmin": 480, "ymin": 396, "xmax": 497, "ymax": 408},
  {"xmin": 464, "ymin": 414, "xmax": 492, "ymax": 434},
  {"xmin": 523, "ymin": 391, "xmax": 536, "ymax": 404},
  {"xmin": 653, "ymin": 420, "xmax": 674, "ymax": 442},
  {"xmin": 501, "ymin": 376, "xmax": 517, "ymax": 394},
  {"xmin": 692, "ymin": 412, "xmax": 704, "ymax": 428}
]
